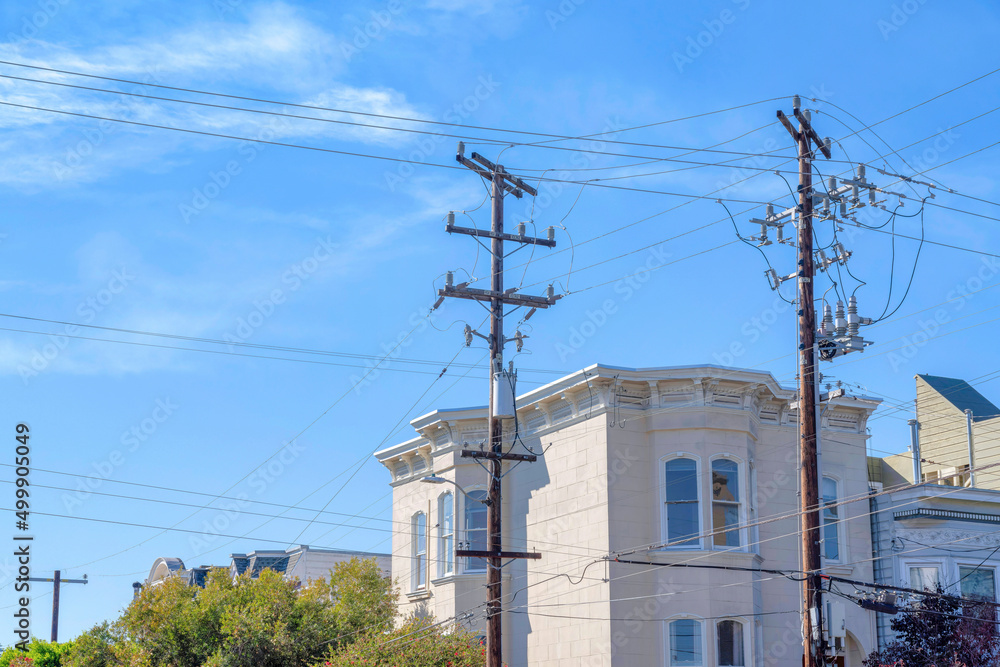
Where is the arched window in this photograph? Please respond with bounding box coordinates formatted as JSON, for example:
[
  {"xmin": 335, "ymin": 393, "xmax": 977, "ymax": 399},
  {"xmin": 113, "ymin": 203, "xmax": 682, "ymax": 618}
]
[
  {"xmin": 412, "ymin": 512, "xmax": 426, "ymax": 590},
  {"xmin": 439, "ymin": 492, "xmax": 454, "ymax": 577},
  {"xmin": 712, "ymin": 459, "xmax": 741, "ymax": 548},
  {"xmin": 464, "ymin": 490, "xmax": 488, "ymax": 571},
  {"xmin": 668, "ymin": 618, "xmax": 703, "ymax": 666},
  {"xmin": 822, "ymin": 477, "xmax": 840, "ymax": 561},
  {"xmin": 664, "ymin": 457, "xmax": 700, "ymax": 548},
  {"xmin": 717, "ymin": 620, "xmax": 745, "ymax": 666}
]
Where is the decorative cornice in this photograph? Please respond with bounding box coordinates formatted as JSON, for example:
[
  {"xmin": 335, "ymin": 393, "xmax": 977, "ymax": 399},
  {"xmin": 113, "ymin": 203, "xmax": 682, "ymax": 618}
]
[{"xmin": 898, "ymin": 528, "xmax": 1000, "ymax": 549}]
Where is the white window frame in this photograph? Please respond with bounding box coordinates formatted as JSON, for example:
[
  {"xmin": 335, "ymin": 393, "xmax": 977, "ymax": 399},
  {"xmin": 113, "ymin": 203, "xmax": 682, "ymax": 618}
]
[
  {"xmin": 709, "ymin": 455, "xmax": 746, "ymax": 552},
  {"xmin": 820, "ymin": 475, "xmax": 842, "ymax": 563},
  {"xmin": 716, "ymin": 617, "xmax": 751, "ymax": 667},
  {"xmin": 664, "ymin": 615, "xmax": 706, "ymax": 667},
  {"xmin": 462, "ymin": 486, "xmax": 488, "ymax": 573},
  {"xmin": 438, "ymin": 492, "xmax": 455, "ymax": 578},
  {"xmin": 660, "ymin": 453, "xmax": 703, "ymax": 550},
  {"xmin": 412, "ymin": 512, "xmax": 427, "ymax": 591},
  {"xmin": 748, "ymin": 461, "xmax": 759, "ymax": 555}
]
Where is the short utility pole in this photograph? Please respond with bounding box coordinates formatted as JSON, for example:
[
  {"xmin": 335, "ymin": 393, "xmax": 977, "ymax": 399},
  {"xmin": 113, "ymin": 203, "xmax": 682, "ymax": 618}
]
[
  {"xmin": 28, "ymin": 570, "xmax": 88, "ymax": 642},
  {"xmin": 439, "ymin": 143, "xmax": 558, "ymax": 667}
]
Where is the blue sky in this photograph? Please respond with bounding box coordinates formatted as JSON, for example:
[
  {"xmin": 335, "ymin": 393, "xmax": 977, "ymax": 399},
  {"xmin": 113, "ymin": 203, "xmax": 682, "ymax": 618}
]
[{"xmin": 0, "ymin": 0, "xmax": 998, "ymax": 641}]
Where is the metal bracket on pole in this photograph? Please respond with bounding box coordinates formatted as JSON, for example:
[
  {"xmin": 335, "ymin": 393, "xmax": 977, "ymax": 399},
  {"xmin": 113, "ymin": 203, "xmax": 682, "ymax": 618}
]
[{"xmin": 456, "ymin": 550, "xmax": 542, "ymax": 560}]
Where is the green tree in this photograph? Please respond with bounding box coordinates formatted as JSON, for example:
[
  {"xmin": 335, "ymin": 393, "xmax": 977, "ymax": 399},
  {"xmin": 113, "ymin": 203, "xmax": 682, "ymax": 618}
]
[
  {"xmin": 62, "ymin": 556, "xmax": 472, "ymax": 666},
  {"xmin": 62, "ymin": 622, "xmax": 115, "ymax": 667},
  {"xmin": 79, "ymin": 557, "xmax": 395, "ymax": 667},
  {"xmin": 320, "ymin": 618, "xmax": 487, "ymax": 667},
  {"xmin": 864, "ymin": 586, "xmax": 1000, "ymax": 667},
  {"xmin": 0, "ymin": 638, "xmax": 73, "ymax": 667},
  {"xmin": 304, "ymin": 556, "xmax": 396, "ymax": 646}
]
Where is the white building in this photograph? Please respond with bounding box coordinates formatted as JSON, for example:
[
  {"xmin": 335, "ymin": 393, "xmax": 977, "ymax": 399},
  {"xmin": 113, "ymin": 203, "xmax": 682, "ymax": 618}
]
[
  {"xmin": 142, "ymin": 544, "xmax": 390, "ymax": 592},
  {"xmin": 376, "ymin": 363, "xmax": 880, "ymax": 666},
  {"xmin": 872, "ymin": 375, "xmax": 1000, "ymax": 648}
]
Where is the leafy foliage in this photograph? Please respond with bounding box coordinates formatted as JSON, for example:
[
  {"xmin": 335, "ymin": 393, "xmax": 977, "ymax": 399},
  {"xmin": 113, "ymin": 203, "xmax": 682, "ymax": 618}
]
[
  {"xmin": 319, "ymin": 618, "xmax": 486, "ymax": 667},
  {"xmin": 864, "ymin": 586, "xmax": 1000, "ymax": 667},
  {"xmin": 0, "ymin": 639, "xmax": 74, "ymax": 667},
  {"xmin": 62, "ymin": 622, "xmax": 115, "ymax": 667},
  {"xmin": 59, "ymin": 556, "xmax": 485, "ymax": 667}
]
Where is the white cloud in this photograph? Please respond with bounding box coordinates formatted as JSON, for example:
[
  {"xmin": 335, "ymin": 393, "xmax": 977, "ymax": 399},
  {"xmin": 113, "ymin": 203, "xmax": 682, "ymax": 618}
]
[
  {"xmin": 0, "ymin": 2, "xmax": 430, "ymax": 187},
  {"xmin": 0, "ymin": 3, "xmax": 339, "ymax": 88}
]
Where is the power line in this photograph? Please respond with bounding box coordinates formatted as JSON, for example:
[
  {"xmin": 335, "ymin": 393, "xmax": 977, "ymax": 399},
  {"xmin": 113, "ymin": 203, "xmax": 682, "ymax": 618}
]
[
  {"xmin": 0, "ymin": 99, "xmax": 787, "ymax": 206},
  {"xmin": 0, "ymin": 72, "xmax": 811, "ymax": 170},
  {"xmin": 0, "ymin": 312, "xmax": 566, "ymax": 376},
  {"xmin": 0, "ymin": 60, "xmax": 792, "ymax": 156},
  {"xmin": 66, "ymin": 312, "xmax": 438, "ymax": 570}
]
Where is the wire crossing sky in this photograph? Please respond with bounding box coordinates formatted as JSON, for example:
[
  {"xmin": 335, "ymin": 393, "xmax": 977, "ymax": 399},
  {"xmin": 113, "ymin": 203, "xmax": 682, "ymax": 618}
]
[{"xmin": 0, "ymin": 0, "xmax": 997, "ymax": 640}]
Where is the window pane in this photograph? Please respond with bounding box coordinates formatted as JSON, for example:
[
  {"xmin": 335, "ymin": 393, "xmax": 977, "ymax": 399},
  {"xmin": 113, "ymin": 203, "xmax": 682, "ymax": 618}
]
[
  {"xmin": 465, "ymin": 490, "xmax": 488, "ymax": 571},
  {"xmin": 718, "ymin": 620, "xmax": 744, "ymax": 667},
  {"xmin": 441, "ymin": 494, "xmax": 454, "ymax": 575},
  {"xmin": 669, "ymin": 619, "xmax": 702, "ymax": 666},
  {"xmin": 442, "ymin": 494, "xmax": 453, "ymax": 533},
  {"xmin": 712, "ymin": 460, "xmax": 739, "ymax": 502},
  {"xmin": 823, "ymin": 521, "xmax": 839, "ymax": 561},
  {"xmin": 665, "ymin": 459, "xmax": 698, "ymax": 502},
  {"xmin": 668, "ymin": 502, "xmax": 699, "ymax": 545},
  {"xmin": 821, "ymin": 478, "xmax": 839, "ymax": 561},
  {"xmin": 960, "ymin": 567, "xmax": 997, "ymax": 601},
  {"xmin": 413, "ymin": 513, "xmax": 426, "ymax": 589},
  {"xmin": 822, "ymin": 478, "xmax": 837, "ymax": 504},
  {"xmin": 416, "ymin": 514, "xmax": 426, "ymax": 552},
  {"xmin": 713, "ymin": 503, "xmax": 741, "ymax": 547},
  {"xmin": 909, "ymin": 567, "xmax": 939, "ymax": 591}
]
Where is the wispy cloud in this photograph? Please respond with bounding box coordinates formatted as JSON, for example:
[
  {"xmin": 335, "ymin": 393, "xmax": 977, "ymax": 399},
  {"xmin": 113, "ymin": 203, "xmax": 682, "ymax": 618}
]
[{"xmin": 0, "ymin": 2, "xmax": 431, "ymax": 187}]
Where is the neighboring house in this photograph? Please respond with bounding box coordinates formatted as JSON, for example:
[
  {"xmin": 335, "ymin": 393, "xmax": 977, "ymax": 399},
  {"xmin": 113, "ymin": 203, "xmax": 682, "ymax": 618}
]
[
  {"xmin": 139, "ymin": 545, "xmax": 391, "ymax": 593},
  {"xmin": 139, "ymin": 556, "xmax": 213, "ymax": 596},
  {"xmin": 375, "ymin": 363, "xmax": 881, "ymax": 667},
  {"xmin": 871, "ymin": 375, "xmax": 1000, "ymax": 648},
  {"xmin": 228, "ymin": 545, "xmax": 391, "ymax": 583}
]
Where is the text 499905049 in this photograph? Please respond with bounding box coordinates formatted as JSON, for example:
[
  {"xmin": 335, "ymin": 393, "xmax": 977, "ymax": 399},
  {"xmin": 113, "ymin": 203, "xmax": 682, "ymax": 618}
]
[{"xmin": 13, "ymin": 423, "xmax": 31, "ymax": 650}]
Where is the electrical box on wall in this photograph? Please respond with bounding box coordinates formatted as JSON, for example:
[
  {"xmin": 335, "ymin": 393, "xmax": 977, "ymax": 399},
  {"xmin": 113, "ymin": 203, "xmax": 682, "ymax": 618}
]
[{"xmin": 826, "ymin": 601, "xmax": 847, "ymax": 639}]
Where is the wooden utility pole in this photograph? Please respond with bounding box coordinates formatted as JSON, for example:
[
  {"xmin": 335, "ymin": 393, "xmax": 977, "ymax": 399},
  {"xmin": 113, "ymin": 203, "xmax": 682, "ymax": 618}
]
[
  {"xmin": 28, "ymin": 570, "xmax": 88, "ymax": 642},
  {"xmin": 441, "ymin": 144, "xmax": 553, "ymax": 667},
  {"xmin": 778, "ymin": 98, "xmax": 831, "ymax": 667}
]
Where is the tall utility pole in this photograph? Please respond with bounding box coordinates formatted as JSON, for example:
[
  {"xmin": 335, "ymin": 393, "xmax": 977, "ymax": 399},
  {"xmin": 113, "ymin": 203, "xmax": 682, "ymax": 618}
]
[
  {"xmin": 778, "ymin": 99, "xmax": 831, "ymax": 667},
  {"xmin": 27, "ymin": 570, "xmax": 87, "ymax": 641},
  {"xmin": 440, "ymin": 143, "xmax": 555, "ymax": 667}
]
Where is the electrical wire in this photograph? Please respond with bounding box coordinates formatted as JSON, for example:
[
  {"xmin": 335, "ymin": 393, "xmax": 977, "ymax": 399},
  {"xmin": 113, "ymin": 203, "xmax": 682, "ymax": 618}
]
[
  {"xmin": 719, "ymin": 199, "xmax": 795, "ymax": 304},
  {"xmin": 0, "ymin": 61, "xmax": 794, "ymax": 157},
  {"xmin": 65, "ymin": 312, "xmax": 440, "ymax": 570}
]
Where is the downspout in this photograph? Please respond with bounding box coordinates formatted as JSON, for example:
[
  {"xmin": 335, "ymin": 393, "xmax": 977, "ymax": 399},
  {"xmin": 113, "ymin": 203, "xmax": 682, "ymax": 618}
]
[
  {"xmin": 908, "ymin": 419, "xmax": 921, "ymax": 484},
  {"xmin": 966, "ymin": 409, "xmax": 976, "ymax": 487}
]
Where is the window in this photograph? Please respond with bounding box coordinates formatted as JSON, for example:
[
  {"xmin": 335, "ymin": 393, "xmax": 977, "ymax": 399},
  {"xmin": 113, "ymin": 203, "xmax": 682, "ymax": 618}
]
[
  {"xmin": 668, "ymin": 618, "xmax": 703, "ymax": 666},
  {"xmin": 717, "ymin": 620, "xmax": 745, "ymax": 666},
  {"xmin": 439, "ymin": 493, "xmax": 454, "ymax": 577},
  {"xmin": 412, "ymin": 513, "xmax": 426, "ymax": 590},
  {"xmin": 909, "ymin": 566, "xmax": 940, "ymax": 592},
  {"xmin": 821, "ymin": 477, "xmax": 840, "ymax": 561},
  {"xmin": 464, "ymin": 490, "xmax": 488, "ymax": 571},
  {"xmin": 664, "ymin": 458, "xmax": 700, "ymax": 548},
  {"xmin": 959, "ymin": 566, "xmax": 996, "ymax": 601},
  {"xmin": 712, "ymin": 459, "xmax": 741, "ymax": 548}
]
